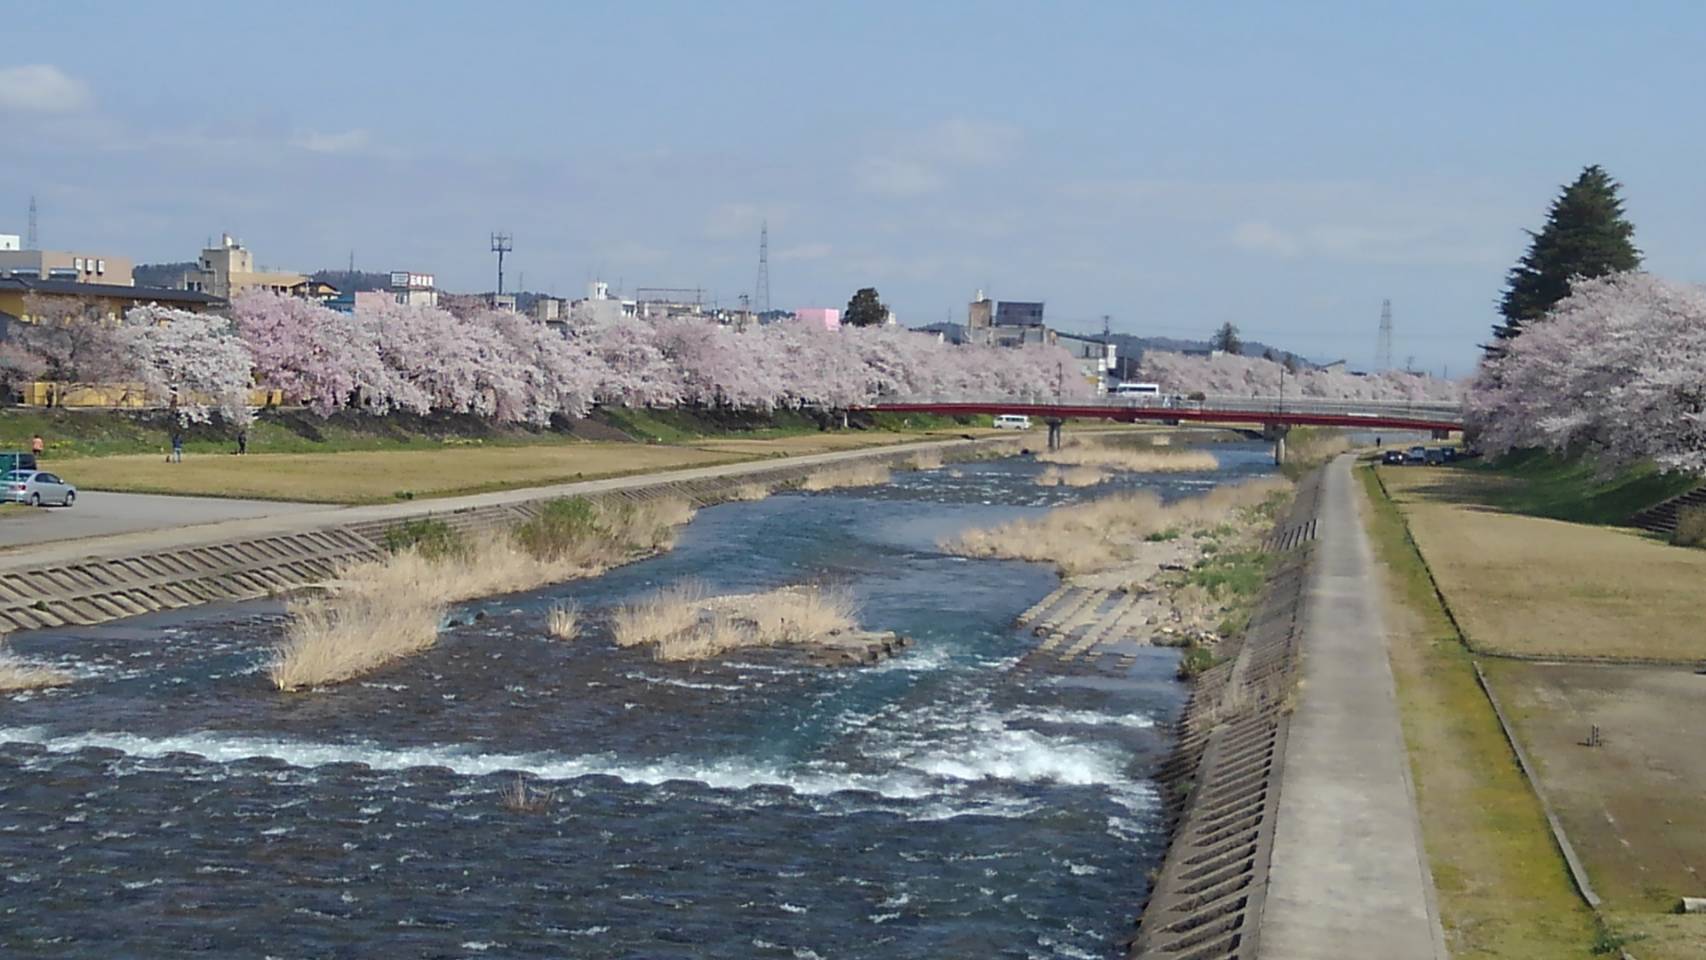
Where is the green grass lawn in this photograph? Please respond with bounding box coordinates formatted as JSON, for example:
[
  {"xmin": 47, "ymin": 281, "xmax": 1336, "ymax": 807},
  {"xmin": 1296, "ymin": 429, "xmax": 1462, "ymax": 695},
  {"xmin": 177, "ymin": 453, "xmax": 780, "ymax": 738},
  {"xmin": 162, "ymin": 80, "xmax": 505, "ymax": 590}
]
[{"xmin": 1459, "ymin": 449, "xmax": 1698, "ymax": 525}]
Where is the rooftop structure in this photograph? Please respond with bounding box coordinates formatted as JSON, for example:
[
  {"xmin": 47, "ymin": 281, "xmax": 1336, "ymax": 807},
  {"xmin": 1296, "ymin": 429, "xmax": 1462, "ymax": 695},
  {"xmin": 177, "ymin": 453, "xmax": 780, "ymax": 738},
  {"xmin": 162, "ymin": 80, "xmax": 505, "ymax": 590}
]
[
  {"xmin": 182, "ymin": 234, "xmax": 309, "ymax": 299},
  {"xmin": 0, "ymin": 247, "xmax": 134, "ymax": 286}
]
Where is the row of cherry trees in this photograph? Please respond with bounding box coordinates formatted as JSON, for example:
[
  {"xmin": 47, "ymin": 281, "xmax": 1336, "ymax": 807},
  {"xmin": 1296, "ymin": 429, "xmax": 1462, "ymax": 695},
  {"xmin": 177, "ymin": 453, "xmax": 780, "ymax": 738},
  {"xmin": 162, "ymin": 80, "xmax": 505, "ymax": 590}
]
[
  {"xmin": 1139, "ymin": 350, "xmax": 1462, "ymax": 402},
  {"xmin": 1467, "ymin": 272, "xmax": 1706, "ymax": 475},
  {"xmin": 211, "ymin": 292, "xmax": 1091, "ymax": 424}
]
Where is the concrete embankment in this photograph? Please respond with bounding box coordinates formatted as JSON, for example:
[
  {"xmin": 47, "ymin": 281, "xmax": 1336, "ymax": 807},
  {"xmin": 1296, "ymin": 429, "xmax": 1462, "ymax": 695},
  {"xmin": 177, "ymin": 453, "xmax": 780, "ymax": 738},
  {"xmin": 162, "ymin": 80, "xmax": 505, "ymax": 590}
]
[
  {"xmin": 1128, "ymin": 456, "xmax": 1444, "ymax": 960},
  {"xmin": 0, "ymin": 435, "xmax": 1016, "ymax": 634}
]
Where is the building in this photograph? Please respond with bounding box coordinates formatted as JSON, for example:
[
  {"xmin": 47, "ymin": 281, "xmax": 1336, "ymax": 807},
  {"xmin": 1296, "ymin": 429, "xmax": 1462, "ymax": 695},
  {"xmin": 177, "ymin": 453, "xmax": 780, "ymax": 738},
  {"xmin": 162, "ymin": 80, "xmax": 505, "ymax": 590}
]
[
  {"xmin": 532, "ymin": 297, "xmax": 561, "ymax": 322},
  {"xmin": 994, "ymin": 300, "xmax": 1044, "ymax": 328},
  {"xmin": 182, "ymin": 234, "xmax": 309, "ymax": 299},
  {"xmin": 1056, "ymin": 332, "xmax": 1118, "ymax": 392},
  {"xmin": 489, "ymin": 293, "xmax": 517, "ymax": 312},
  {"xmin": 0, "ymin": 275, "xmax": 221, "ymax": 324},
  {"xmin": 389, "ymin": 271, "xmax": 438, "ymax": 308},
  {"xmin": 0, "ymin": 247, "xmax": 134, "ymax": 286},
  {"xmin": 793, "ymin": 307, "xmax": 841, "ymax": 331},
  {"xmin": 0, "ymin": 235, "xmax": 19, "ymax": 252},
  {"xmin": 570, "ymin": 281, "xmax": 637, "ymax": 326}
]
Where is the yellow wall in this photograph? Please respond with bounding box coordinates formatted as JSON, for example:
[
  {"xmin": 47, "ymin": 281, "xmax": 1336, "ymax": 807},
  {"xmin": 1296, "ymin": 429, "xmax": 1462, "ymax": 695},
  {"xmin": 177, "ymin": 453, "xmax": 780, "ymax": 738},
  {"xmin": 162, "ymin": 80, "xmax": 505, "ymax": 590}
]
[{"xmin": 20, "ymin": 383, "xmax": 283, "ymax": 409}]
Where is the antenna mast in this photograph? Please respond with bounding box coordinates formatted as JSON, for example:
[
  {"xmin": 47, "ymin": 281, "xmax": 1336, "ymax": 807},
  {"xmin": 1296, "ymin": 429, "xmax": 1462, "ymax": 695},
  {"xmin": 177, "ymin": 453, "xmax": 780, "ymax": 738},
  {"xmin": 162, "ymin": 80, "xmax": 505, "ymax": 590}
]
[
  {"xmin": 754, "ymin": 221, "xmax": 771, "ymax": 316},
  {"xmin": 26, "ymin": 195, "xmax": 38, "ymax": 249},
  {"xmin": 490, "ymin": 232, "xmax": 513, "ymax": 296},
  {"xmin": 1377, "ymin": 299, "xmax": 1394, "ymax": 372}
]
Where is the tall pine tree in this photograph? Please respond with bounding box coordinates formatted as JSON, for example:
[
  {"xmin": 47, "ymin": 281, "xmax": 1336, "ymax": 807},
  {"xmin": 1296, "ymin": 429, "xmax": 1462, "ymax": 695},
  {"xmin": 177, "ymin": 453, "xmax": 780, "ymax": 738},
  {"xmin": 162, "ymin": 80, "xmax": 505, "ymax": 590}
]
[{"xmin": 1490, "ymin": 165, "xmax": 1640, "ymax": 353}]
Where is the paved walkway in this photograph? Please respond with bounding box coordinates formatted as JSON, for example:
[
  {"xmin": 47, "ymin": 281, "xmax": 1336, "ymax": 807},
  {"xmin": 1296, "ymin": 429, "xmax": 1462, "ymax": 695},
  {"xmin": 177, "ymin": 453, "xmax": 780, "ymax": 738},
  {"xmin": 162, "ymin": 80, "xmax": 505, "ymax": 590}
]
[
  {"xmin": 1257, "ymin": 456, "xmax": 1447, "ymax": 959},
  {"xmin": 0, "ymin": 491, "xmax": 322, "ymax": 550}
]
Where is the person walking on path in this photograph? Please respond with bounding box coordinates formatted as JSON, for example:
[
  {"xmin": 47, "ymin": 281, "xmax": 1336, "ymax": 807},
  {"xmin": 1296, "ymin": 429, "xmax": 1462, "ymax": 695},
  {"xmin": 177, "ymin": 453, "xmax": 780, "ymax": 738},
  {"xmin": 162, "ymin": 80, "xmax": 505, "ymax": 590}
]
[
  {"xmin": 169, "ymin": 431, "xmax": 184, "ymax": 464},
  {"xmin": 236, "ymin": 428, "xmax": 248, "ymax": 455},
  {"xmin": 30, "ymin": 434, "xmax": 44, "ymax": 459}
]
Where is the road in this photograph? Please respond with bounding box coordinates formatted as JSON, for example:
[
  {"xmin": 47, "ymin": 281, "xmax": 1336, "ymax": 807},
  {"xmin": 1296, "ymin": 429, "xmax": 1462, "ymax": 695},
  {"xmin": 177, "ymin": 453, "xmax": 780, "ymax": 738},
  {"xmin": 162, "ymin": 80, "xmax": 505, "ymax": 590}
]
[{"xmin": 0, "ymin": 491, "xmax": 325, "ymax": 551}]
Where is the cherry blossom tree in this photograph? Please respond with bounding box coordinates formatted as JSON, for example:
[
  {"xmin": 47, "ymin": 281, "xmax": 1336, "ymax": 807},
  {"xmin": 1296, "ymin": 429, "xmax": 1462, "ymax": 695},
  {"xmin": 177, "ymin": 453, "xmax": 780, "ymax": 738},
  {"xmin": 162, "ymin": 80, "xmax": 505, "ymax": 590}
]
[
  {"xmin": 1469, "ymin": 272, "xmax": 1706, "ymax": 475},
  {"xmin": 1139, "ymin": 350, "xmax": 1462, "ymax": 403},
  {"xmin": 118, "ymin": 306, "xmax": 256, "ymax": 426}
]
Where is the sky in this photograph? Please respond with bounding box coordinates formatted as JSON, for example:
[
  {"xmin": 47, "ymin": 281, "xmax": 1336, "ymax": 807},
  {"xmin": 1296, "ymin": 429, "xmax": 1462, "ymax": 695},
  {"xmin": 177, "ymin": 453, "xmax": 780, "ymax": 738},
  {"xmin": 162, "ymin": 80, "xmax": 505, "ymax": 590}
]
[{"xmin": 6, "ymin": 0, "xmax": 1706, "ymax": 374}]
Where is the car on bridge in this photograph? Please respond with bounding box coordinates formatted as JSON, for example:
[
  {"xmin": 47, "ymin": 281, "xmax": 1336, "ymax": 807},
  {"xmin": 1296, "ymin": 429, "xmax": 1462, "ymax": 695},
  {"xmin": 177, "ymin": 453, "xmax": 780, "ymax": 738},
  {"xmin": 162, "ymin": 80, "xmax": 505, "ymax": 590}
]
[{"xmin": 4, "ymin": 470, "xmax": 77, "ymax": 507}]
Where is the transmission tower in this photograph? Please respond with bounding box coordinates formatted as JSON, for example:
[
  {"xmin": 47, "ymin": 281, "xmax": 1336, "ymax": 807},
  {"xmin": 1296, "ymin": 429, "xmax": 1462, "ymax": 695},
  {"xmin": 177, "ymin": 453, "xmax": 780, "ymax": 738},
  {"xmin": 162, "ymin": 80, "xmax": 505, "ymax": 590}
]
[
  {"xmin": 754, "ymin": 221, "xmax": 771, "ymax": 316},
  {"xmin": 26, "ymin": 195, "xmax": 38, "ymax": 249},
  {"xmin": 1376, "ymin": 298, "xmax": 1394, "ymax": 372},
  {"xmin": 490, "ymin": 232, "xmax": 513, "ymax": 296}
]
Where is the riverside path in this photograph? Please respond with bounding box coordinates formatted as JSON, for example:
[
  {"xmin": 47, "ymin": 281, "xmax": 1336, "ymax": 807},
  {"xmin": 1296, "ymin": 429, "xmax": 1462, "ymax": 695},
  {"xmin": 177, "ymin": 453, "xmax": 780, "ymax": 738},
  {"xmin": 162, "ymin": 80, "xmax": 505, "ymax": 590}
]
[{"xmin": 1256, "ymin": 455, "xmax": 1447, "ymax": 959}]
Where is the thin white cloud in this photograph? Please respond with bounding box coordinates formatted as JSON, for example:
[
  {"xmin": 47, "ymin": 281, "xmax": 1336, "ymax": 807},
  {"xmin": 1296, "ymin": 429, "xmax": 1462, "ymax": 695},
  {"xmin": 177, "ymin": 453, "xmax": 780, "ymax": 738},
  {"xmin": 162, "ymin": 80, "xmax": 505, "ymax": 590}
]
[
  {"xmin": 774, "ymin": 242, "xmax": 832, "ymax": 262},
  {"xmin": 1231, "ymin": 221, "xmax": 1303, "ymax": 258},
  {"xmin": 854, "ymin": 117, "xmax": 1021, "ymax": 197},
  {"xmin": 0, "ymin": 64, "xmax": 92, "ymax": 113},
  {"xmin": 292, "ymin": 129, "xmax": 371, "ymax": 154}
]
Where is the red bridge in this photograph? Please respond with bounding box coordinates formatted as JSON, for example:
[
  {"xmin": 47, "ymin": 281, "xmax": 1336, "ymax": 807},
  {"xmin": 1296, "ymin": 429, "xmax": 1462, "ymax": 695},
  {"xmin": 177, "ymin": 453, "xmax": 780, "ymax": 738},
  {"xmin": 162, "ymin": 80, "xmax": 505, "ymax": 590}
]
[{"xmin": 860, "ymin": 395, "xmax": 1463, "ymax": 433}]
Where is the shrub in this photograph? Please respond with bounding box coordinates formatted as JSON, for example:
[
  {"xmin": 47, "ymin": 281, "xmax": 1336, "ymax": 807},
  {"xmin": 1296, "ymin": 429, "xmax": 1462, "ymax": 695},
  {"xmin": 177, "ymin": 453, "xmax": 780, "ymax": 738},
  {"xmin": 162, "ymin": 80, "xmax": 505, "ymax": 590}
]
[
  {"xmin": 513, "ymin": 497, "xmax": 603, "ymax": 562},
  {"xmin": 1673, "ymin": 504, "xmax": 1706, "ymax": 548},
  {"xmin": 1176, "ymin": 645, "xmax": 1219, "ymax": 680},
  {"xmin": 382, "ymin": 518, "xmax": 466, "ymax": 560}
]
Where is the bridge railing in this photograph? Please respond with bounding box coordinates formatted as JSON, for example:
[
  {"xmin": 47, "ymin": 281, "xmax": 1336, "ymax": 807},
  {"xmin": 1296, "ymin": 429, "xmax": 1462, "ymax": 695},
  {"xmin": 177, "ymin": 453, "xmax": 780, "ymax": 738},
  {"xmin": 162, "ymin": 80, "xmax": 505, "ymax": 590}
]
[{"xmin": 868, "ymin": 393, "xmax": 1463, "ymax": 421}]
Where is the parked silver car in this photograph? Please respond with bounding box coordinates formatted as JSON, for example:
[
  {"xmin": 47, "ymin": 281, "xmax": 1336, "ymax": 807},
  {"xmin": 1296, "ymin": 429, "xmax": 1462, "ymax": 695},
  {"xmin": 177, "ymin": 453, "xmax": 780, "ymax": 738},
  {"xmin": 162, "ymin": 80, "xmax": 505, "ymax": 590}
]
[{"xmin": 4, "ymin": 470, "xmax": 76, "ymax": 507}]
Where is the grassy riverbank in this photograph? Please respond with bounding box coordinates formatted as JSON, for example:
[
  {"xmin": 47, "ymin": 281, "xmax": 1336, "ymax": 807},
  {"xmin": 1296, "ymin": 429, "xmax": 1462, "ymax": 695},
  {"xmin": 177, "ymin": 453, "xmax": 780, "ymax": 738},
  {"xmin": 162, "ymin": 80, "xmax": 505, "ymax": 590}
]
[
  {"xmin": 1362, "ymin": 461, "xmax": 1706, "ymax": 959},
  {"xmin": 1357, "ymin": 463, "xmax": 1598, "ymax": 958}
]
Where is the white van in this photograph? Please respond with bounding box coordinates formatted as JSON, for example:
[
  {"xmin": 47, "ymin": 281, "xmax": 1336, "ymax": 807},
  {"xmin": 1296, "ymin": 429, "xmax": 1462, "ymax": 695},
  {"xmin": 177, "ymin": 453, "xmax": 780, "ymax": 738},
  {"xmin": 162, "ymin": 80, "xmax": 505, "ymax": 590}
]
[{"xmin": 993, "ymin": 414, "xmax": 1032, "ymax": 430}]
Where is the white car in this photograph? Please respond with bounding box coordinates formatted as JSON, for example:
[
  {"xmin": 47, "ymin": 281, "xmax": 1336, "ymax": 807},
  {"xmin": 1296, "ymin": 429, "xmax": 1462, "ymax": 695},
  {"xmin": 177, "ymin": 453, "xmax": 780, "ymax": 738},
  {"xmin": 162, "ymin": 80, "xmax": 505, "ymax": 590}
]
[
  {"xmin": 993, "ymin": 414, "xmax": 1032, "ymax": 430},
  {"xmin": 4, "ymin": 470, "xmax": 77, "ymax": 507}
]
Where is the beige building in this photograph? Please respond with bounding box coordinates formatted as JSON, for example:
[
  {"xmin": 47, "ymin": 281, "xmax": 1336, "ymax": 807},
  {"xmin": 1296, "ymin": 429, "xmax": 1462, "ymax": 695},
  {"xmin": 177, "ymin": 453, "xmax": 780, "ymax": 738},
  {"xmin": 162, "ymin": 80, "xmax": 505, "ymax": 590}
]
[
  {"xmin": 182, "ymin": 234, "xmax": 309, "ymax": 299},
  {"xmin": 0, "ymin": 248, "xmax": 134, "ymax": 286}
]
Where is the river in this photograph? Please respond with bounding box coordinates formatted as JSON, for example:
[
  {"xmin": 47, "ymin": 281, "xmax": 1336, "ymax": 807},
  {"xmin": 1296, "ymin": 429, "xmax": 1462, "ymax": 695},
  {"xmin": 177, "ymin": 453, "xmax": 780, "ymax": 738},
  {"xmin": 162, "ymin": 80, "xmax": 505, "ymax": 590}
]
[{"xmin": 0, "ymin": 440, "xmax": 1278, "ymax": 958}]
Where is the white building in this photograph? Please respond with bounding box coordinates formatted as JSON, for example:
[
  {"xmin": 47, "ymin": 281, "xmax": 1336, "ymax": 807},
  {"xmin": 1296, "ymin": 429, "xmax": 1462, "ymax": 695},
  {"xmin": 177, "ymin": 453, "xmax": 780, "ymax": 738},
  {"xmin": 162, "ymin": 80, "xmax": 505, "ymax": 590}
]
[
  {"xmin": 570, "ymin": 280, "xmax": 636, "ymax": 325},
  {"xmin": 389, "ymin": 271, "xmax": 438, "ymax": 308},
  {"xmin": 0, "ymin": 235, "xmax": 19, "ymax": 252}
]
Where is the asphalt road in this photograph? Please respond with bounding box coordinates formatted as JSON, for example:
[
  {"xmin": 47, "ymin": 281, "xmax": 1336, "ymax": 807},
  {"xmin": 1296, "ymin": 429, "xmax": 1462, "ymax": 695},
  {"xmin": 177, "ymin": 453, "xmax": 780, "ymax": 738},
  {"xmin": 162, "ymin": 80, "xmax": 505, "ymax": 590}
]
[{"xmin": 0, "ymin": 491, "xmax": 324, "ymax": 552}]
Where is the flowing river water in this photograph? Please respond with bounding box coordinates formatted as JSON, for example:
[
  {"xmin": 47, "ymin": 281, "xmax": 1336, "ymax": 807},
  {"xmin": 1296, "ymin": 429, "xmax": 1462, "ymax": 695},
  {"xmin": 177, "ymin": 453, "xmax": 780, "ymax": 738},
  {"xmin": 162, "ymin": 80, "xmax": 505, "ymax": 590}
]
[{"xmin": 0, "ymin": 441, "xmax": 1278, "ymax": 958}]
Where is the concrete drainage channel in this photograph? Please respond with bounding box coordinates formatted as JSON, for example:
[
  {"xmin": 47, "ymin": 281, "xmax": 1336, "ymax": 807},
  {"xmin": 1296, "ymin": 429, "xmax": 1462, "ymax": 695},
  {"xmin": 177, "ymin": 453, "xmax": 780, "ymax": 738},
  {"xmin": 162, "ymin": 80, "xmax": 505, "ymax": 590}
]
[
  {"xmin": 0, "ymin": 439, "xmax": 1018, "ymax": 634},
  {"xmin": 1126, "ymin": 467, "xmax": 1323, "ymax": 960}
]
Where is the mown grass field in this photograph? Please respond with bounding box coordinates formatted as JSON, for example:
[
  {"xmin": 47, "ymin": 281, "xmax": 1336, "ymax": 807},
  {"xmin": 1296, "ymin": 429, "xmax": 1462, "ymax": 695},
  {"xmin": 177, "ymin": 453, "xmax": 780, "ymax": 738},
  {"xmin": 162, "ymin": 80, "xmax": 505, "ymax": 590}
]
[
  {"xmin": 58, "ymin": 444, "xmax": 748, "ymax": 504},
  {"xmin": 1378, "ymin": 465, "xmax": 1706, "ymax": 661},
  {"xmin": 1356, "ymin": 464, "xmax": 1598, "ymax": 959}
]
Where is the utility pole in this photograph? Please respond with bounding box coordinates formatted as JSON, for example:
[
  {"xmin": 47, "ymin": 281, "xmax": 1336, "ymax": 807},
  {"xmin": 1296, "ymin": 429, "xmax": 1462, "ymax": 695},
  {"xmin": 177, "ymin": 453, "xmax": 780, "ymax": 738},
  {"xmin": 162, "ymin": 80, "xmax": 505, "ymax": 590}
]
[
  {"xmin": 26, "ymin": 195, "xmax": 38, "ymax": 250},
  {"xmin": 490, "ymin": 232, "xmax": 513, "ymax": 296}
]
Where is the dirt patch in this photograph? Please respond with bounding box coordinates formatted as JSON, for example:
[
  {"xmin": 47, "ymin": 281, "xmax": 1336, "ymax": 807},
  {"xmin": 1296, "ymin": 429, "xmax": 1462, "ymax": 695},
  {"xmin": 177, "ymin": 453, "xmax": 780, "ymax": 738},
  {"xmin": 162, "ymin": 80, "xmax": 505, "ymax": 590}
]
[{"xmin": 1480, "ymin": 660, "xmax": 1706, "ymax": 918}]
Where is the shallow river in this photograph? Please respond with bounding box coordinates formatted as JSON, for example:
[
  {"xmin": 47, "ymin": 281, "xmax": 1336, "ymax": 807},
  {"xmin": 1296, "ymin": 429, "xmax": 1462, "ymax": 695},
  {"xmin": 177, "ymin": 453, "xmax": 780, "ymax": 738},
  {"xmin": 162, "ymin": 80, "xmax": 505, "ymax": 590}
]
[{"xmin": 0, "ymin": 441, "xmax": 1276, "ymax": 958}]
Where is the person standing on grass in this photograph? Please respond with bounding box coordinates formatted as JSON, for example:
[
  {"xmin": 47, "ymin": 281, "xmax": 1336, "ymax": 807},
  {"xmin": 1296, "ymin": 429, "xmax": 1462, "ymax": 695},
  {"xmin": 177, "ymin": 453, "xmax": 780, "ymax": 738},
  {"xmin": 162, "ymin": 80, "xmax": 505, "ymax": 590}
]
[
  {"xmin": 237, "ymin": 428, "xmax": 248, "ymax": 455},
  {"xmin": 30, "ymin": 434, "xmax": 44, "ymax": 459},
  {"xmin": 170, "ymin": 431, "xmax": 184, "ymax": 464}
]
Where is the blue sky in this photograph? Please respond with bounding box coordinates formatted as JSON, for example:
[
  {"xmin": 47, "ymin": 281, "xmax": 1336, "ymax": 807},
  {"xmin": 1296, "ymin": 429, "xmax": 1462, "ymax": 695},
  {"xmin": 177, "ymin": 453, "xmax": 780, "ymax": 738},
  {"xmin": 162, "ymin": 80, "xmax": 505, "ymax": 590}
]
[{"xmin": 6, "ymin": 0, "xmax": 1704, "ymax": 372}]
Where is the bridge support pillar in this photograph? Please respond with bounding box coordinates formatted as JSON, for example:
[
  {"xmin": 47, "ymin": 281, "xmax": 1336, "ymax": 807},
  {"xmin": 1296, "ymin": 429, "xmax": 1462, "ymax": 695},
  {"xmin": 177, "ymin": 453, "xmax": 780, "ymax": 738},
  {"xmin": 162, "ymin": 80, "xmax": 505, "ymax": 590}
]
[
  {"xmin": 1045, "ymin": 418, "xmax": 1064, "ymax": 452},
  {"xmin": 1262, "ymin": 423, "xmax": 1290, "ymax": 466}
]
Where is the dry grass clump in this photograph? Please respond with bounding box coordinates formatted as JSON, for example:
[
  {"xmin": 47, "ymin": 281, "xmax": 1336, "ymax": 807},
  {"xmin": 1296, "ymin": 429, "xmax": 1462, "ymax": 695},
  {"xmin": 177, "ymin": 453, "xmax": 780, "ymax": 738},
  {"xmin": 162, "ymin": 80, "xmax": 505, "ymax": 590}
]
[
  {"xmin": 616, "ymin": 583, "xmax": 859, "ymax": 661},
  {"xmin": 612, "ymin": 582, "xmax": 706, "ymax": 648},
  {"xmin": 1038, "ymin": 442, "xmax": 1219, "ymax": 473},
  {"xmin": 269, "ymin": 495, "xmax": 697, "ymax": 690},
  {"xmin": 546, "ymin": 601, "xmax": 582, "ymax": 640},
  {"xmin": 499, "ymin": 773, "xmax": 553, "ymax": 813},
  {"xmin": 799, "ymin": 462, "xmax": 892, "ymax": 491},
  {"xmin": 724, "ymin": 482, "xmax": 773, "ymax": 502},
  {"xmin": 1035, "ymin": 465, "xmax": 1108, "ymax": 488},
  {"xmin": 0, "ymin": 641, "xmax": 73, "ymax": 692},
  {"xmin": 905, "ymin": 449, "xmax": 946, "ymax": 471},
  {"xmin": 944, "ymin": 477, "xmax": 1292, "ymax": 575}
]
